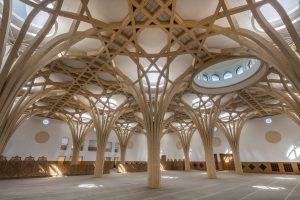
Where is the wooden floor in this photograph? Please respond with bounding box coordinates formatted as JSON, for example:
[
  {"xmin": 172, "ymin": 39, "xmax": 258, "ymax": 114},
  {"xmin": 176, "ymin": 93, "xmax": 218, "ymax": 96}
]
[{"xmin": 0, "ymin": 170, "xmax": 299, "ymax": 200}]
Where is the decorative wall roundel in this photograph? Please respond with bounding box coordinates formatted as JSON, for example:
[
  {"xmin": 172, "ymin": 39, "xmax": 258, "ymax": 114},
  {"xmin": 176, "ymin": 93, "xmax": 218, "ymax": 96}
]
[
  {"xmin": 35, "ymin": 131, "xmax": 50, "ymax": 144},
  {"xmin": 213, "ymin": 137, "xmax": 222, "ymax": 147},
  {"xmin": 265, "ymin": 131, "xmax": 281, "ymax": 144},
  {"xmin": 127, "ymin": 141, "xmax": 134, "ymax": 149},
  {"xmin": 176, "ymin": 141, "xmax": 182, "ymax": 150}
]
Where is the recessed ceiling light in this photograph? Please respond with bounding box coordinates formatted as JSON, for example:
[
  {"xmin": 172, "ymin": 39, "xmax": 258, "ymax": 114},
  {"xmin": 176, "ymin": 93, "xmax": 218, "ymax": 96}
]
[
  {"xmin": 265, "ymin": 117, "xmax": 272, "ymax": 124},
  {"xmin": 42, "ymin": 119, "xmax": 50, "ymax": 125}
]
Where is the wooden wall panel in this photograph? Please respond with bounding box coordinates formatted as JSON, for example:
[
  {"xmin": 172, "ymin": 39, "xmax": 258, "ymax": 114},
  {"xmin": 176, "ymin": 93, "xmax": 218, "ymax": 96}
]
[{"xmin": 0, "ymin": 160, "xmax": 114, "ymax": 179}]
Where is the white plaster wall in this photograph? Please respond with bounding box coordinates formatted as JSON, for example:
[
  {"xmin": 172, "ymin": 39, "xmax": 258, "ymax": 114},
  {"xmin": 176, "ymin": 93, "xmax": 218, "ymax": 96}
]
[
  {"xmin": 4, "ymin": 114, "xmax": 300, "ymax": 162},
  {"xmin": 189, "ymin": 128, "xmax": 231, "ymax": 161},
  {"xmin": 4, "ymin": 116, "xmax": 66, "ymax": 160},
  {"xmin": 159, "ymin": 128, "xmax": 230, "ymax": 161},
  {"xmin": 160, "ymin": 133, "xmax": 183, "ymax": 160},
  {"xmin": 156, "ymin": 115, "xmax": 300, "ymax": 162},
  {"xmin": 189, "ymin": 115, "xmax": 300, "ymax": 162},
  {"xmin": 213, "ymin": 128, "xmax": 231, "ymax": 154},
  {"xmin": 125, "ymin": 133, "xmax": 147, "ymax": 161},
  {"xmin": 239, "ymin": 115, "xmax": 300, "ymax": 162},
  {"xmin": 190, "ymin": 132, "xmax": 205, "ymax": 161},
  {"xmin": 4, "ymin": 116, "xmax": 120, "ymax": 161},
  {"xmin": 82, "ymin": 129, "xmax": 119, "ymax": 161}
]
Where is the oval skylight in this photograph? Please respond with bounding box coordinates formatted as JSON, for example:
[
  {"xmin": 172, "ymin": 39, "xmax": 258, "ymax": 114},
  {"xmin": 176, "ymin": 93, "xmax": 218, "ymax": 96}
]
[{"xmin": 193, "ymin": 58, "xmax": 264, "ymax": 94}]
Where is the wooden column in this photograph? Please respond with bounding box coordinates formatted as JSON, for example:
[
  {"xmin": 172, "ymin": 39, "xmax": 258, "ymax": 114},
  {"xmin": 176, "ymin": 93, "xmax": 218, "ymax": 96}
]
[
  {"xmin": 256, "ymin": 71, "xmax": 300, "ymax": 122},
  {"xmin": 0, "ymin": 0, "xmax": 63, "ymax": 129},
  {"xmin": 0, "ymin": 90, "xmax": 60, "ymax": 154},
  {"xmin": 204, "ymin": 142, "xmax": 217, "ymax": 178},
  {"xmin": 246, "ymin": 0, "xmax": 300, "ymax": 91},
  {"xmin": 71, "ymin": 143, "xmax": 81, "ymax": 165},
  {"xmin": 63, "ymin": 116, "xmax": 92, "ymax": 165},
  {"xmin": 183, "ymin": 146, "xmax": 191, "ymax": 171},
  {"xmin": 117, "ymin": 50, "xmax": 190, "ymax": 188},
  {"xmin": 119, "ymin": 145, "xmax": 127, "ymax": 164},
  {"xmin": 182, "ymin": 94, "xmax": 232, "ymax": 179},
  {"xmin": 231, "ymin": 145, "xmax": 243, "ymax": 174},
  {"xmin": 94, "ymin": 137, "xmax": 106, "ymax": 177},
  {"xmin": 78, "ymin": 95, "xmax": 127, "ymax": 177},
  {"xmin": 114, "ymin": 121, "xmax": 137, "ymax": 165},
  {"xmin": 171, "ymin": 120, "xmax": 195, "ymax": 172},
  {"xmin": 218, "ymin": 115, "xmax": 246, "ymax": 175},
  {"xmin": 147, "ymin": 131, "xmax": 161, "ymax": 188}
]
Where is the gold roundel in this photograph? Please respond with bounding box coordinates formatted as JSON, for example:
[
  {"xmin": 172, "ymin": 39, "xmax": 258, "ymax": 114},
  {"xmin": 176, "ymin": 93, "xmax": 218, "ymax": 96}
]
[
  {"xmin": 127, "ymin": 141, "xmax": 134, "ymax": 149},
  {"xmin": 35, "ymin": 131, "xmax": 50, "ymax": 144},
  {"xmin": 213, "ymin": 137, "xmax": 222, "ymax": 147},
  {"xmin": 176, "ymin": 141, "xmax": 182, "ymax": 149},
  {"xmin": 265, "ymin": 131, "xmax": 281, "ymax": 144}
]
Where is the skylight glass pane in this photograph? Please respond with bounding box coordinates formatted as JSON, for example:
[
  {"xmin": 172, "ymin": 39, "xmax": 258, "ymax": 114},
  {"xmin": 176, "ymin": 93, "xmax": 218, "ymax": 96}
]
[
  {"xmin": 12, "ymin": 0, "xmax": 27, "ymax": 20},
  {"xmin": 223, "ymin": 71, "xmax": 232, "ymax": 79},
  {"xmin": 236, "ymin": 66, "xmax": 244, "ymax": 75},
  {"xmin": 247, "ymin": 60, "xmax": 253, "ymax": 69},
  {"xmin": 211, "ymin": 74, "xmax": 220, "ymax": 81}
]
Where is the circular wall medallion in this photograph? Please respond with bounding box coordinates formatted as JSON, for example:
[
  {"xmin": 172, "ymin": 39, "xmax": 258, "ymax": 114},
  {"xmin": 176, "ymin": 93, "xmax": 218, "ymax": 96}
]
[
  {"xmin": 265, "ymin": 131, "xmax": 281, "ymax": 144},
  {"xmin": 213, "ymin": 137, "xmax": 222, "ymax": 147},
  {"xmin": 35, "ymin": 131, "xmax": 50, "ymax": 144},
  {"xmin": 176, "ymin": 141, "xmax": 182, "ymax": 150},
  {"xmin": 127, "ymin": 141, "xmax": 134, "ymax": 149}
]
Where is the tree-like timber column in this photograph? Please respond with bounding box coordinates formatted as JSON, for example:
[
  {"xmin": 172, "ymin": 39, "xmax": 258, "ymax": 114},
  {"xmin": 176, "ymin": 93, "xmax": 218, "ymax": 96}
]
[
  {"xmin": 76, "ymin": 95, "xmax": 127, "ymax": 177},
  {"xmin": 94, "ymin": 137, "xmax": 106, "ymax": 177},
  {"xmin": 93, "ymin": 108, "xmax": 126, "ymax": 177},
  {"xmin": 147, "ymin": 131, "xmax": 161, "ymax": 188},
  {"xmin": 120, "ymin": 146, "xmax": 126, "ymax": 164},
  {"xmin": 0, "ymin": 0, "xmax": 98, "ymax": 160},
  {"xmin": 0, "ymin": 89, "xmax": 62, "ymax": 155},
  {"xmin": 60, "ymin": 114, "xmax": 93, "ymax": 165},
  {"xmin": 69, "ymin": 121, "xmax": 92, "ymax": 165},
  {"xmin": 218, "ymin": 113, "xmax": 247, "ymax": 174},
  {"xmin": 246, "ymin": 0, "xmax": 300, "ymax": 91},
  {"xmin": 254, "ymin": 70, "xmax": 300, "ymax": 125},
  {"xmin": 183, "ymin": 149, "xmax": 191, "ymax": 171},
  {"xmin": 182, "ymin": 94, "xmax": 233, "ymax": 179},
  {"xmin": 0, "ymin": 0, "xmax": 64, "ymax": 133},
  {"xmin": 114, "ymin": 120, "xmax": 137, "ymax": 164},
  {"xmin": 171, "ymin": 120, "xmax": 195, "ymax": 171},
  {"xmin": 205, "ymin": 142, "xmax": 216, "ymax": 178},
  {"xmin": 117, "ymin": 54, "xmax": 191, "ymax": 188}
]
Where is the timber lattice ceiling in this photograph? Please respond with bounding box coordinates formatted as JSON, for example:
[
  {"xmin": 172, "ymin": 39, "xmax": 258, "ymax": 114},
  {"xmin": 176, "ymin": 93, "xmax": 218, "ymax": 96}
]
[{"xmin": 1, "ymin": 0, "xmax": 299, "ymax": 131}]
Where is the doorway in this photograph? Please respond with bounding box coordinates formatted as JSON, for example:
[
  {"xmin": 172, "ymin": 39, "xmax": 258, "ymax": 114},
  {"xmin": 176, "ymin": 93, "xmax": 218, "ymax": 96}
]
[
  {"xmin": 220, "ymin": 154, "xmax": 235, "ymax": 170},
  {"xmin": 214, "ymin": 154, "xmax": 219, "ymax": 170}
]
